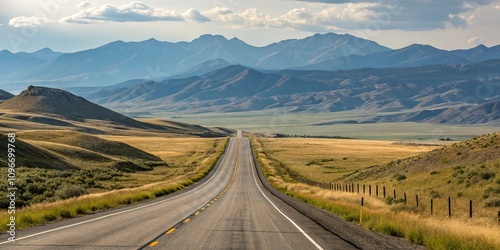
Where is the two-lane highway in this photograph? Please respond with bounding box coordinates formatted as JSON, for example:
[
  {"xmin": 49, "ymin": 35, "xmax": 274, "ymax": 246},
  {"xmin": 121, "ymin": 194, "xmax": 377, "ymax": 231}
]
[
  {"xmin": 145, "ymin": 138, "xmax": 357, "ymax": 249},
  {"xmin": 1, "ymin": 131, "xmax": 357, "ymax": 249}
]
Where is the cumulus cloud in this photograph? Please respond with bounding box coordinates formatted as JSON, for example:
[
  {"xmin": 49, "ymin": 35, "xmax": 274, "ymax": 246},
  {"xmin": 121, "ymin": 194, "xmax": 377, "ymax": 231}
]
[
  {"xmin": 182, "ymin": 8, "xmax": 211, "ymax": 23},
  {"xmin": 9, "ymin": 16, "xmax": 53, "ymax": 27},
  {"xmin": 467, "ymin": 36, "xmax": 486, "ymax": 45},
  {"xmin": 287, "ymin": 0, "xmax": 493, "ymax": 30},
  {"xmin": 77, "ymin": 1, "xmax": 93, "ymax": 9},
  {"xmin": 205, "ymin": 4, "xmax": 393, "ymax": 31},
  {"xmin": 203, "ymin": 7, "xmax": 234, "ymax": 16},
  {"xmin": 60, "ymin": 1, "xmax": 210, "ymax": 24}
]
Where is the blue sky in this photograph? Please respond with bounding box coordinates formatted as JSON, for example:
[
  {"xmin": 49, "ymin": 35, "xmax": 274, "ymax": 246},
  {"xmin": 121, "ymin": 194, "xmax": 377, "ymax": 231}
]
[{"xmin": 1, "ymin": 0, "xmax": 499, "ymax": 52}]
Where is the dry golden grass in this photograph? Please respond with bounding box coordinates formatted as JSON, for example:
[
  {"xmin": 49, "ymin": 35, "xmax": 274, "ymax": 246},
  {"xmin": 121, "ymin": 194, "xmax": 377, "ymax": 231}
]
[
  {"xmin": 100, "ymin": 136, "xmax": 218, "ymax": 167},
  {"xmin": 258, "ymin": 138, "xmax": 441, "ymax": 182},
  {"xmin": 253, "ymin": 137, "xmax": 500, "ymax": 249}
]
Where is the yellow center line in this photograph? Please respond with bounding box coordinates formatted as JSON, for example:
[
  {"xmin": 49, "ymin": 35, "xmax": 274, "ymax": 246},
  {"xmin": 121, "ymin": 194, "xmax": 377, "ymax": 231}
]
[
  {"xmin": 166, "ymin": 228, "xmax": 176, "ymax": 234},
  {"xmin": 184, "ymin": 218, "xmax": 191, "ymax": 223},
  {"xmin": 149, "ymin": 241, "xmax": 158, "ymax": 247},
  {"xmin": 201, "ymin": 207, "xmax": 205, "ymax": 211},
  {"xmin": 194, "ymin": 211, "xmax": 200, "ymax": 216}
]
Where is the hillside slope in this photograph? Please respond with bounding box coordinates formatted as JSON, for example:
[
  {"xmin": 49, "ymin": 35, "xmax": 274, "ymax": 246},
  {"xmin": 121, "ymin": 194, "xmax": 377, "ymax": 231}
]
[
  {"xmin": 0, "ymin": 86, "xmax": 230, "ymax": 137},
  {"xmin": 352, "ymin": 132, "xmax": 500, "ymax": 207}
]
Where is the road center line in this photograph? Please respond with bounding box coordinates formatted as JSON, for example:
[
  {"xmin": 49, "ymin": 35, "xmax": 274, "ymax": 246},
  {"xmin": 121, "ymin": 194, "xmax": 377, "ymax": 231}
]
[
  {"xmin": 0, "ymin": 138, "xmax": 237, "ymax": 245},
  {"xmin": 248, "ymin": 139, "xmax": 324, "ymax": 250}
]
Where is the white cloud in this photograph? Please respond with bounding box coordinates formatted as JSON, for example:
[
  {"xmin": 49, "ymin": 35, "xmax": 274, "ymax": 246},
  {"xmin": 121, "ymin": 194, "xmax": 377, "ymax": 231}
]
[
  {"xmin": 60, "ymin": 1, "xmax": 210, "ymax": 24},
  {"xmin": 182, "ymin": 8, "xmax": 210, "ymax": 23},
  {"xmin": 289, "ymin": 0, "xmax": 493, "ymax": 30},
  {"xmin": 467, "ymin": 36, "xmax": 486, "ymax": 45},
  {"xmin": 77, "ymin": 1, "xmax": 94, "ymax": 9},
  {"xmin": 203, "ymin": 7, "xmax": 233, "ymax": 16},
  {"xmin": 206, "ymin": 4, "xmax": 388, "ymax": 31},
  {"xmin": 9, "ymin": 16, "xmax": 53, "ymax": 27}
]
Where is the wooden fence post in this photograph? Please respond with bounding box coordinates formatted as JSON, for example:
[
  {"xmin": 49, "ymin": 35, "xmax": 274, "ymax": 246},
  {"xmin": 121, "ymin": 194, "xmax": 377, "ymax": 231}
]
[
  {"xmin": 431, "ymin": 198, "xmax": 433, "ymax": 216},
  {"xmin": 469, "ymin": 200, "xmax": 472, "ymax": 219},
  {"xmin": 360, "ymin": 197, "xmax": 364, "ymax": 225},
  {"xmin": 448, "ymin": 197, "xmax": 452, "ymax": 218}
]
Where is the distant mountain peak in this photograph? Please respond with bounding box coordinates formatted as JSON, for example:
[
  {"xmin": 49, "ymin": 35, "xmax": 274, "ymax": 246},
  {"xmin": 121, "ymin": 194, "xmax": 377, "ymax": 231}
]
[
  {"xmin": 0, "ymin": 89, "xmax": 14, "ymax": 100},
  {"xmin": 194, "ymin": 34, "xmax": 228, "ymax": 42},
  {"xmin": 22, "ymin": 85, "xmax": 78, "ymax": 100},
  {"xmin": 35, "ymin": 48, "xmax": 55, "ymax": 53}
]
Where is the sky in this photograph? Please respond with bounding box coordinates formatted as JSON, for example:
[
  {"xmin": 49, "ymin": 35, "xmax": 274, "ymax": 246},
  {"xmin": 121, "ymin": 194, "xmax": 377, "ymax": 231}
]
[{"xmin": 0, "ymin": 0, "xmax": 499, "ymax": 53}]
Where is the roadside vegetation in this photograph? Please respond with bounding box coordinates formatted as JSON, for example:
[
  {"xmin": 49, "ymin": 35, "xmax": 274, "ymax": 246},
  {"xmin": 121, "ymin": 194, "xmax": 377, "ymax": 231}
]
[
  {"xmin": 0, "ymin": 131, "xmax": 228, "ymax": 232},
  {"xmin": 252, "ymin": 134, "xmax": 500, "ymax": 250}
]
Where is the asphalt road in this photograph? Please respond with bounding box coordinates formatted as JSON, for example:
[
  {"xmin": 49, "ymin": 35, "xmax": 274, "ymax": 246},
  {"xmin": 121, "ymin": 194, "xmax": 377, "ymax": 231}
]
[{"xmin": 1, "ymin": 131, "xmax": 357, "ymax": 249}]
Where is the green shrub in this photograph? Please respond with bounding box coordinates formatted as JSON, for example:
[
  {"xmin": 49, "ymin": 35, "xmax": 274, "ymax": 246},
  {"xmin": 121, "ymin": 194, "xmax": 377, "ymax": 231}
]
[
  {"xmin": 393, "ymin": 174, "xmax": 407, "ymax": 181},
  {"xmin": 480, "ymin": 172, "xmax": 495, "ymax": 180},
  {"xmin": 59, "ymin": 210, "xmax": 72, "ymax": 219},
  {"xmin": 55, "ymin": 185, "xmax": 86, "ymax": 199}
]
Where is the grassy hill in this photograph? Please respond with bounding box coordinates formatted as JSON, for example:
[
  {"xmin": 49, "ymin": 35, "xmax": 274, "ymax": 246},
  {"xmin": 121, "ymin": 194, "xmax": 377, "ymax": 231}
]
[
  {"xmin": 0, "ymin": 133, "xmax": 77, "ymax": 170},
  {"xmin": 0, "ymin": 86, "xmax": 231, "ymax": 137},
  {"xmin": 0, "ymin": 131, "xmax": 168, "ymax": 208},
  {"xmin": 352, "ymin": 132, "xmax": 500, "ymax": 208}
]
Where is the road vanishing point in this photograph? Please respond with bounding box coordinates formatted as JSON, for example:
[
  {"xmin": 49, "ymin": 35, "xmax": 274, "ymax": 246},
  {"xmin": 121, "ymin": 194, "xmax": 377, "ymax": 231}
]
[{"xmin": 0, "ymin": 131, "xmax": 357, "ymax": 249}]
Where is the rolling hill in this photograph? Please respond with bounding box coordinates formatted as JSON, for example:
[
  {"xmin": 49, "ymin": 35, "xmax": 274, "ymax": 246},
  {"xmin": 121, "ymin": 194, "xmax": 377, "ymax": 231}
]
[
  {"xmin": 0, "ymin": 86, "xmax": 231, "ymax": 137},
  {"xmin": 351, "ymin": 132, "xmax": 500, "ymax": 207}
]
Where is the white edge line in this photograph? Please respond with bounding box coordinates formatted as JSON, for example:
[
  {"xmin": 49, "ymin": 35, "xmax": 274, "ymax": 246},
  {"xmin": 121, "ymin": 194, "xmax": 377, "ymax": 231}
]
[
  {"xmin": 248, "ymin": 139, "xmax": 324, "ymax": 250},
  {"xmin": 0, "ymin": 138, "xmax": 236, "ymax": 245}
]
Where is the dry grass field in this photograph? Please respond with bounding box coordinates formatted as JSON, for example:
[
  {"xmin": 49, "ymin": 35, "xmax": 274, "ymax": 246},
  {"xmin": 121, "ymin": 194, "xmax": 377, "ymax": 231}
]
[
  {"xmin": 256, "ymin": 138, "xmax": 442, "ymax": 183},
  {"xmin": 99, "ymin": 135, "xmax": 224, "ymax": 187},
  {"xmin": 253, "ymin": 136, "xmax": 500, "ymax": 249}
]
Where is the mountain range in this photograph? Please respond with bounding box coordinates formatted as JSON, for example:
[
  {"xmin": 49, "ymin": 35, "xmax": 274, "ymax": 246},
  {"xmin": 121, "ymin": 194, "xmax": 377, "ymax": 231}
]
[
  {"xmin": 1, "ymin": 32, "xmax": 500, "ymax": 125},
  {"xmin": 2, "ymin": 33, "xmax": 500, "ymax": 93},
  {"xmin": 66, "ymin": 59, "xmax": 500, "ymax": 124}
]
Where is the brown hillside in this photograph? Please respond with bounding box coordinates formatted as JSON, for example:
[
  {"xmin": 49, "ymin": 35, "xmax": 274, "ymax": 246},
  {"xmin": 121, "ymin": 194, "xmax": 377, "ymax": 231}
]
[
  {"xmin": 0, "ymin": 86, "xmax": 147, "ymax": 128},
  {"xmin": 0, "ymin": 133, "xmax": 77, "ymax": 170},
  {"xmin": 354, "ymin": 132, "xmax": 500, "ymax": 179},
  {"xmin": 352, "ymin": 132, "xmax": 500, "ymax": 207},
  {"xmin": 17, "ymin": 130, "xmax": 163, "ymax": 162}
]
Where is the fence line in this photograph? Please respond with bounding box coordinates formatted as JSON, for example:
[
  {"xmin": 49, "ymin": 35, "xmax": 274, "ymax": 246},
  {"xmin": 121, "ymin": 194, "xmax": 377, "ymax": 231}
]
[{"xmin": 294, "ymin": 178, "xmax": 498, "ymax": 221}]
